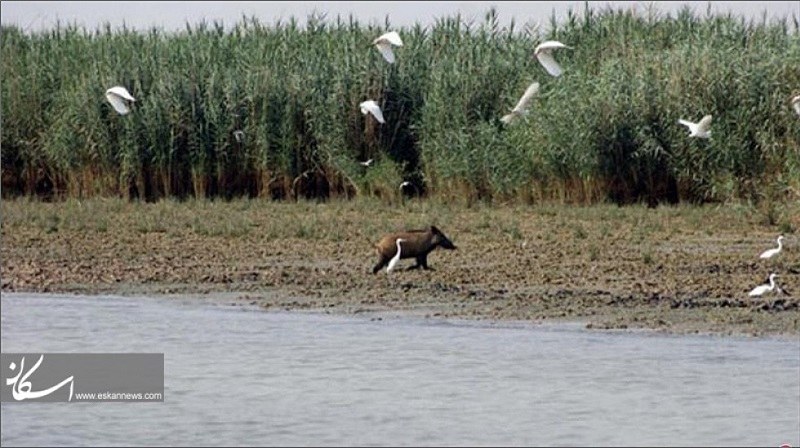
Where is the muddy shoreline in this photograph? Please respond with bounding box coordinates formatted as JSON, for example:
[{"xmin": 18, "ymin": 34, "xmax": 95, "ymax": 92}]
[{"xmin": 2, "ymin": 199, "xmax": 798, "ymax": 337}]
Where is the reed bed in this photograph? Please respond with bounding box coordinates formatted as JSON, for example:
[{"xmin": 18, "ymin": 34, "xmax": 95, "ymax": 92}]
[{"xmin": 2, "ymin": 5, "xmax": 798, "ymax": 205}]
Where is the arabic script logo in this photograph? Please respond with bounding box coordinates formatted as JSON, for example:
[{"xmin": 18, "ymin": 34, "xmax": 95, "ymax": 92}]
[{"xmin": 6, "ymin": 355, "xmax": 74, "ymax": 401}]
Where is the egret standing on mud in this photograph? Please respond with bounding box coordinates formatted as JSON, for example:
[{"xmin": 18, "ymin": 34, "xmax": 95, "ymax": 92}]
[
  {"xmin": 373, "ymin": 31, "xmax": 403, "ymax": 64},
  {"xmin": 759, "ymin": 235, "xmax": 784, "ymax": 260},
  {"xmin": 748, "ymin": 273, "xmax": 779, "ymax": 297},
  {"xmin": 360, "ymin": 100, "xmax": 386, "ymax": 124},
  {"xmin": 105, "ymin": 86, "xmax": 136, "ymax": 115},
  {"xmin": 534, "ymin": 40, "xmax": 572, "ymax": 77},
  {"xmin": 386, "ymin": 238, "xmax": 406, "ymax": 274},
  {"xmin": 678, "ymin": 115, "xmax": 712, "ymax": 139}
]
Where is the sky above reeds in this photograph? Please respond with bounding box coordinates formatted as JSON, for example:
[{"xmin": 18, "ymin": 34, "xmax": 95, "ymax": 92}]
[{"xmin": 2, "ymin": 1, "xmax": 799, "ymax": 33}]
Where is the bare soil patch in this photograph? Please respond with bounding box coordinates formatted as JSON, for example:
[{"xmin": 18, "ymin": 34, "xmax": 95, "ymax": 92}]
[{"xmin": 2, "ymin": 198, "xmax": 798, "ymax": 337}]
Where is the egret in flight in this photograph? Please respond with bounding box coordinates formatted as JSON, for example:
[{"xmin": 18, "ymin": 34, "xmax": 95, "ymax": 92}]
[
  {"xmin": 373, "ymin": 31, "xmax": 403, "ymax": 64},
  {"xmin": 759, "ymin": 235, "xmax": 784, "ymax": 260},
  {"xmin": 534, "ymin": 40, "xmax": 572, "ymax": 77},
  {"xmin": 360, "ymin": 100, "xmax": 385, "ymax": 124},
  {"xmin": 105, "ymin": 86, "xmax": 136, "ymax": 115},
  {"xmin": 678, "ymin": 115, "xmax": 712, "ymax": 139},
  {"xmin": 501, "ymin": 82, "xmax": 540, "ymax": 124}
]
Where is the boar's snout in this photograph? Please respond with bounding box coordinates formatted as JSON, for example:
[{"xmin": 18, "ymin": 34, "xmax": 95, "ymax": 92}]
[{"xmin": 441, "ymin": 238, "xmax": 457, "ymax": 250}]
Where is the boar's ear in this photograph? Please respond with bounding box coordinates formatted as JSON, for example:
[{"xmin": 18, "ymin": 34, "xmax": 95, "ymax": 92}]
[{"xmin": 431, "ymin": 225, "xmax": 441, "ymax": 234}]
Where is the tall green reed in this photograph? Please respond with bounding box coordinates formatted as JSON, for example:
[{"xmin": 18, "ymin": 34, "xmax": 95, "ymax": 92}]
[{"xmin": 1, "ymin": 5, "xmax": 798, "ymax": 205}]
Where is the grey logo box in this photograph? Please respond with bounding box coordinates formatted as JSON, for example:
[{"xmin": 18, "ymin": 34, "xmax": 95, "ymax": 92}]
[{"xmin": 1, "ymin": 353, "xmax": 164, "ymax": 403}]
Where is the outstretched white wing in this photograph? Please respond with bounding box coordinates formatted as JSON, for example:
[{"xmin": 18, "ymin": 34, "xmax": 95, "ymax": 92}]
[
  {"xmin": 534, "ymin": 41, "xmax": 571, "ymax": 77},
  {"xmin": 678, "ymin": 118, "xmax": 696, "ymax": 133},
  {"xmin": 501, "ymin": 82, "xmax": 540, "ymax": 125},
  {"xmin": 375, "ymin": 42, "xmax": 396, "ymax": 64},
  {"xmin": 105, "ymin": 86, "xmax": 136, "ymax": 115},
  {"xmin": 511, "ymin": 82, "xmax": 540, "ymax": 113},
  {"xmin": 535, "ymin": 40, "xmax": 571, "ymax": 53},
  {"xmin": 105, "ymin": 94, "xmax": 131, "ymax": 115},
  {"xmin": 373, "ymin": 31, "xmax": 403, "ymax": 63},
  {"xmin": 535, "ymin": 51, "xmax": 563, "ymax": 77},
  {"xmin": 106, "ymin": 86, "xmax": 135, "ymax": 102},
  {"xmin": 360, "ymin": 100, "xmax": 386, "ymax": 124},
  {"xmin": 696, "ymin": 115, "xmax": 713, "ymax": 133},
  {"xmin": 374, "ymin": 31, "xmax": 403, "ymax": 47}
]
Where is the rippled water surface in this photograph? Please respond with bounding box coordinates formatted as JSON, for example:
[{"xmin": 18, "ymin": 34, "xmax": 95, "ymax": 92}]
[{"xmin": 1, "ymin": 293, "xmax": 798, "ymax": 446}]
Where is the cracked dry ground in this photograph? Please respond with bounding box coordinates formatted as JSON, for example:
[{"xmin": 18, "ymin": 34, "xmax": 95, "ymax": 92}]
[{"xmin": 2, "ymin": 199, "xmax": 798, "ymax": 337}]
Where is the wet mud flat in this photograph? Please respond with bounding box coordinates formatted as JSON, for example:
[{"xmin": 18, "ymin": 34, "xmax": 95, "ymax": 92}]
[{"xmin": 2, "ymin": 198, "xmax": 798, "ymax": 337}]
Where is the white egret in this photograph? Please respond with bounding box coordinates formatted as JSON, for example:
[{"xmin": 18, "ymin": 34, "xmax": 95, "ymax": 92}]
[
  {"xmin": 501, "ymin": 82, "xmax": 540, "ymax": 124},
  {"xmin": 360, "ymin": 158, "xmax": 374, "ymax": 167},
  {"xmin": 105, "ymin": 86, "xmax": 136, "ymax": 115},
  {"xmin": 759, "ymin": 235, "xmax": 784, "ymax": 260},
  {"xmin": 233, "ymin": 130, "xmax": 245, "ymax": 143},
  {"xmin": 534, "ymin": 40, "xmax": 572, "ymax": 77},
  {"xmin": 748, "ymin": 273, "xmax": 779, "ymax": 297},
  {"xmin": 360, "ymin": 100, "xmax": 385, "ymax": 124},
  {"xmin": 386, "ymin": 238, "xmax": 406, "ymax": 274},
  {"xmin": 792, "ymin": 95, "xmax": 800, "ymax": 117},
  {"xmin": 678, "ymin": 114, "xmax": 712, "ymax": 139},
  {"xmin": 373, "ymin": 31, "xmax": 403, "ymax": 64}
]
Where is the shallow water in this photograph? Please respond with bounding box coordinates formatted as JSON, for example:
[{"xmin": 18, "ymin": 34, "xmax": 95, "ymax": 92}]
[{"xmin": 1, "ymin": 293, "xmax": 798, "ymax": 447}]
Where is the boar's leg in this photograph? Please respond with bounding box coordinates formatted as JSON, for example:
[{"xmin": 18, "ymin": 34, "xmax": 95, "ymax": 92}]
[{"xmin": 408, "ymin": 255, "xmax": 434, "ymax": 271}]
